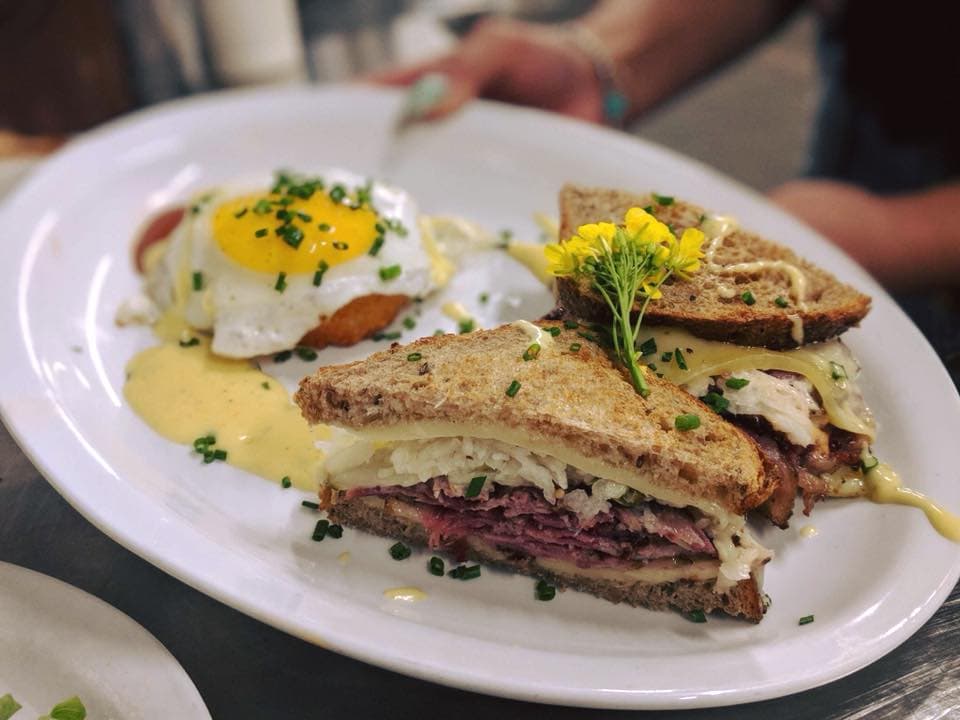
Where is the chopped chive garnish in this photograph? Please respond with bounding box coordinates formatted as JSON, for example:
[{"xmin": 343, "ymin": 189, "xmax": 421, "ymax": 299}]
[
  {"xmin": 253, "ymin": 199, "xmax": 272, "ymax": 214},
  {"xmin": 234, "ymin": 207, "xmax": 248, "ymax": 218},
  {"xmin": 313, "ymin": 260, "xmax": 329, "ymax": 287},
  {"xmin": 674, "ymin": 348, "xmax": 688, "ymax": 370},
  {"xmin": 372, "ymin": 331, "xmax": 402, "ymax": 341},
  {"xmin": 389, "ymin": 542, "xmax": 412, "ymax": 560},
  {"xmin": 192, "ymin": 435, "xmax": 215, "ymax": 452},
  {"xmin": 254, "ymin": 228, "xmax": 268, "ymax": 238},
  {"xmin": 522, "ymin": 343, "xmax": 541, "ymax": 361},
  {"xmin": 192, "ymin": 271, "xmax": 204, "ymax": 291},
  {"xmin": 213, "ymin": 448, "xmax": 227, "ymax": 461},
  {"xmin": 535, "ymin": 579, "xmax": 556, "ymax": 601},
  {"xmin": 702, "ymin": 391, "xmax": 729, "ymax": 414},
  {"xmin": 273, "ymin": 350, "xmax": 292, "ymax": 363},
  {"xmin": 179, "ymin": 337, "xmax": 200, "ymax": 347},
  {"xmin": 296, "ymin": 211, "xmax": 312, "ymax": 222},
  {"xmin": 433, "ymin": 329, "xmax": 445, "ymax": 336},
  {"xmin": 675, "ymin": 413, "xmax": 700, "ymax": 431},
  {"xmin": 830, "ymin": 361, "xmax": 848, "ymax": 381},
  {"xmin": 505, "ymin": 380, "xmax": 521, "ymax": 397},
  {"xmin": 301, "ymin": 500, "xmax": 320, "ymax": 510},
  {"xmin": 457, "ymin": 318, "xmax": 475, "ymax": 334},
  {"xmin": 686, "ymin": 609, "xmax": 707, "ymax": 623},
  {"xmin": 725, "ymin": 377, "xmax": 750, "ymax": 390},
  {"xmin": 318, "ymin": 222, "xmax": 331, "ymax": 232},
  {"xmin": 379, "ymin": 264, "xmax": 402, "ymax": 281},
  {"xmin": 546, "ymin": 326, "xmax": 562, "ymax": 337},
  {"xmin": 643, "ymin": 204, "xmax": 654, "ymax": 213},
  {"xmin": 798, "ymin": 614, "xmax": 815, "ymax": 626},
  {"xmin": 647, "ymin": 363, "xmax": 657, "ymax": 371},
  {"xmin": 261, "ymin": 382, "xmax": 270, "ymax": 389},
  {"xmin": 775, "ymin": 295, "xmax": 789, "ymax": 308},
  {"xmin": 385, "ymin": 218, "xmax": 408, "ymax": 236},
  {"xmin": 407, "ymin": 352, "xmax": 423, "ymax": 362},
  {"xmin": 564, "ymin": 319, "xmax": 579, "ymax": 329},
  {"xmin": 275, "ymin": 209, "xmax": 292, "ymax": 222},
  {"xmin": 478, "ymin": 292, "xmax": 489, "ymax": 304},
  {"xmin": 327, "ymin": 523, "xmax": 343, "ymax": 539},
  {"xmin": 652, "ymin": 192, "xmax": 674, "ymax": 206},
  {"xmin": 402, "ymin": 316, "xmax": 416, "ymax": 330},
  {"xmin": 312, "ymin": 519, "xmax": 329, "ymax": 541},
  {"xmin": 639, "ymin": 337, "xmax": 657, "ymax": 356},
  {"xmin": 332, "ymin": 241, "xmax": 349, "ymax": 250},
  {"xmin": 465, "ymin": 475, "xmax": 486, "ymax": 498},
  {"xmin": 368, "ymin": 235, "xmax": 385, "ymax": 256},
  {"xmin": 860, "ymin": 455, "xmax": 879, "ymax": 473},
  {"xmin": 296, "ymin": 346, "xmax": 318, "ymax": 361},
  {"xmin": 660, "ymin": 351, "xmax": 673, "ymax": 362},
  {"xmin": 569, "ymin": 342, "xmax": 581, "ymax": 352},
  {"xmin": 375, "ymin": 222, "xmax": 385, "ymax": 234},
  {"xmin": 741, "ymin": 290, "xmax": 756, "ymax": 305},
  {"xmin": 274, "ymin": 271, "xmax": 287, "ymax": 293},
  {"xmin": 329, "ymin": 185, "xmax": 347, "ymax": 203},
  {"xmin": 448, "ymin": 564, "xmax": 481, "ymax": 580},
  {"xmin": 428, "ymin": 556, "xmax": 445, "ymax": 576},
  {"xmin": 278, "ymin": 225, "xmax": 304, "ymax": 249},
  {"xmin": 281, "ymin": 476, "xmax": 292, "ymax": 488}
]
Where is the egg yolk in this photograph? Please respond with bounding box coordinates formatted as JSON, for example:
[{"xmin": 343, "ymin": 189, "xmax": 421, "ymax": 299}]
[{"xmin": 212, "ymin": 190, "xmax": 379, "ymax": 274}]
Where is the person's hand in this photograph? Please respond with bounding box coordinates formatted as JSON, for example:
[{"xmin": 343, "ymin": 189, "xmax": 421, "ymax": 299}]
[
  {"xmin": 369, "ymin": 17, "xmax": 603, "ymax": 122},
  {"xmin": 769, "ymin": 178, "xmax": 960, "ymax": 290}
]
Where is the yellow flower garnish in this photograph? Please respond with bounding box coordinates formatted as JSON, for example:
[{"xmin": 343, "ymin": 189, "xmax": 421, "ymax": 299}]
[{"xmin": 544, "ymin": 205, "xmax": 705, "ymax": 395}]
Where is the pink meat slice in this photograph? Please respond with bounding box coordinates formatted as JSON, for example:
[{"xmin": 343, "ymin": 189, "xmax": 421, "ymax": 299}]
[{"xmin": 344, "ymin": 479, "xmax": 715, "ymax": 569}]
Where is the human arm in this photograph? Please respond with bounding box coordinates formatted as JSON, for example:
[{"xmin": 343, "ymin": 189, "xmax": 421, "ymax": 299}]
[
  {"xmin": 769, "ymin": 179, "xmax": 960, "ymax": 290},
  {"xmin": 371, "ymin": 0, "xmax": 800, "ymax": 123}
]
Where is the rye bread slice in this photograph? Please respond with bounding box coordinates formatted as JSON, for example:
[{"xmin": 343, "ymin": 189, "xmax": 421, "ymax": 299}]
[
  {"xmin": 326, "ymin": 494, "xmax": 765, "ymax": 622},
  {"xmin": 556, "ymin": 184, "xmax": 871, "ymax": 349},
  {"xmin": 295, "ymin": 322, "xmax": 772, "ymax": 517}
]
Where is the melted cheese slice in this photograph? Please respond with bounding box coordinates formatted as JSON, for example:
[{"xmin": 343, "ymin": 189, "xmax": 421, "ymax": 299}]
[{"xmin": 644, "ymin": 327, "xmax": 875, "ymax": 439}]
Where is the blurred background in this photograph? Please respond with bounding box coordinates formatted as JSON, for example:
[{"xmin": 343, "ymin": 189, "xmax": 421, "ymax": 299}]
[{"xmin": 0, "ymin": 0, "xmax": 813, "ymax": 191}]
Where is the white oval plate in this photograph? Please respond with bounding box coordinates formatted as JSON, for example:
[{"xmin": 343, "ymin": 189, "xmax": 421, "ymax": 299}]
[
  {"xmin": 0, "ymin": 562, "xmax": 210, "ymax": 719},
  {"xmin": 1, "ymin": 85, "xmax": 958, "ymax": 710}
]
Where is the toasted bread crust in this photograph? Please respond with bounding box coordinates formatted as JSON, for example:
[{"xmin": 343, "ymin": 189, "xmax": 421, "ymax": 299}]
[
  {"xmin": 298, "ymin": 293, "xmax": 409, "ymax": 349},
  {"xmin": 329, "ymin": 495, "xmax": 765, "ymax": 622},
  {"xmin": 557, "ymin": 184, "xmax": 871, "ymax": 349},
  {"xmin": 296, "ymin": 323, "xmax": 773, "ymax": 516}
]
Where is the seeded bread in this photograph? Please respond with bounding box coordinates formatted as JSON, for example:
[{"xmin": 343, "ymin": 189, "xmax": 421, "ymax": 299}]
[
  {"xmin": 326, "ymin": 494, "xmax": 765, "ymax": 622},
  {"xmin": 296, "ymin": 322, "xmax": 772, "ymax": 516},
  {"xmin": 556, "ymin": 184, "xmax": 871, "ymax": 349}
]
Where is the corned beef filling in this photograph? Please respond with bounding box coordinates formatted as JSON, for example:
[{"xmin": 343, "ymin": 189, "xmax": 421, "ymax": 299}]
[
  {"xmin": 344, "ymin": 477, "xmax": 716, "ymax": 569},
  {"xmin": 702, "ymin": 371, "xmax": 870, "ymax": 527}
]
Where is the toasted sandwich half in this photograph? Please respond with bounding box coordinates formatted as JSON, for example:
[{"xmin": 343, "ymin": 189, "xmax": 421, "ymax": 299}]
[
  {"xmin": 556, "ymin": 184, "xmax": 876, "ymax": 527},
  {"xmin": 296, "ymin": 322, "xmax": 774, "ymax": 621}
]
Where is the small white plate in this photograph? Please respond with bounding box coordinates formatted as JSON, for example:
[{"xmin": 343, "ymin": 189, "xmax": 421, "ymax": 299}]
[
  {"xmin": 0, "ymin": 562, "xmax": 210, "ymax": 719},
  {"xmin": 0, "ymin": 85, "xmax": 958, "ymax": 710}
]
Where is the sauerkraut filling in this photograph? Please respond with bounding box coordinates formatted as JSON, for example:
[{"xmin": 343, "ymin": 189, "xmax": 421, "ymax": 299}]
[{"xmin": 324, "ymin": 436, "xmax": 770, "ymax": 589}]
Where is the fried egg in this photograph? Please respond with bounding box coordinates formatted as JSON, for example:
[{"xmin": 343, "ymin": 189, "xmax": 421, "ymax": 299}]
[{"xmin": 146, "ymin": 169, "xmax": 440, "ymax": 357}]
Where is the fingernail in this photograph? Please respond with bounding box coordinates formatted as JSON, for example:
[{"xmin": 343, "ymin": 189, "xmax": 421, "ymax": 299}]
[{"xmin": 401, "ymin": 72, "xmax": 450, "ymax": 122}]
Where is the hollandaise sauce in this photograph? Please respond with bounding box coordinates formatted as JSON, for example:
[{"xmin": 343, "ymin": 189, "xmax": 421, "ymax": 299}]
[
  {"xmin": 124, "ymin": 338, "xmax": 327, "ymax": 489},
  {"xmin": 383, "ymin": 586, "xmax": 428, "ymax": 602},
  {"xmin": 863, "ymin": 462, "xmax": 960, "ymax": 542}
]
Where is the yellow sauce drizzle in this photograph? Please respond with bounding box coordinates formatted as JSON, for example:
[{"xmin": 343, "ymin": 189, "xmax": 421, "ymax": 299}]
[
  {"xmin": 799, "ymin": 525, "xmax": 819, "ymax": 539},
  {"xmin": 123, "ymin": 338, "xmax": 328, "ymax": 489},
  {"xmin": 383, "ymin": 586, "xmax": 428, "ymax": 602},
  {"xmin": 505, "ymin": 241, "xmax": 553, "ymax": 287},
  {"xmin": 864, "ymin": 463, "xmax": 960, "ymax": 542}
]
